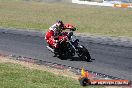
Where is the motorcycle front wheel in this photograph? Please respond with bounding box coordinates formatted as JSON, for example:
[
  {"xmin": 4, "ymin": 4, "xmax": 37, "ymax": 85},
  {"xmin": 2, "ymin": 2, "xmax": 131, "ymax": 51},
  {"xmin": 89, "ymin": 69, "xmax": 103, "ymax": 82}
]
[{"xmin": 77, "ymin": 45, "xmax": 91, "ymax": 62}]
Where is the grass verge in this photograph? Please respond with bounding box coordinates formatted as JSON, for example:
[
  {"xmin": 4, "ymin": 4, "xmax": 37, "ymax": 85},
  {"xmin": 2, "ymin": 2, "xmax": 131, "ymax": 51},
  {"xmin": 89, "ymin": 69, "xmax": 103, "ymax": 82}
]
[
  {"xmin": 0, "ymin": 63, "xmax": 81, "ymax": 88},
  {"xmin": 0, "ymin": 0, "xmax": 131, "ymax": 37},
  {"xmin": 0, "ymin": 57, "xmax": 103, "ymax": 88}
]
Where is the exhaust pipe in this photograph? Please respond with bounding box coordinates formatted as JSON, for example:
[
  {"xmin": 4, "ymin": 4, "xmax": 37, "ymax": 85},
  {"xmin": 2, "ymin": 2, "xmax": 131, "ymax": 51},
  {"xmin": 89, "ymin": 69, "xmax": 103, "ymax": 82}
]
[{"xmin": 46, "ymin": 46, "xmax": 54, "ymax": 53}]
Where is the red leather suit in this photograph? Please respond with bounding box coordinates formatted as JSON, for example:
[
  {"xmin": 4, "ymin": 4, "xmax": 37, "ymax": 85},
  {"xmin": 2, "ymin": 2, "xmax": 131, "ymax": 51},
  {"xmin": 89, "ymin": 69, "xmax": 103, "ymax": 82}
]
[{"xmin": 45, "ymin": 23, "xmax": 74, "ymax": 49}]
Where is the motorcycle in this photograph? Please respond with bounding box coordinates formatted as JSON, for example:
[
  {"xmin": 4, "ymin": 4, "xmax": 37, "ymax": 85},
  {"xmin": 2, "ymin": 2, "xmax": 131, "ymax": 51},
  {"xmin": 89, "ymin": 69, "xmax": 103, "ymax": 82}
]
[{"xmin": 46, "ymin": 30, "xmax": 91, "ymax": 62}]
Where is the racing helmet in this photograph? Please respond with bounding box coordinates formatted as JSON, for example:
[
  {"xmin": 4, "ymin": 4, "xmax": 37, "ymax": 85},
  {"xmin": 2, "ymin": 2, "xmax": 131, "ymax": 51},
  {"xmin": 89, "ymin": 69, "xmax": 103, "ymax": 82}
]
[{"xmin": 56, "ymin": 20, "xmax": 64, "ymax": 29}]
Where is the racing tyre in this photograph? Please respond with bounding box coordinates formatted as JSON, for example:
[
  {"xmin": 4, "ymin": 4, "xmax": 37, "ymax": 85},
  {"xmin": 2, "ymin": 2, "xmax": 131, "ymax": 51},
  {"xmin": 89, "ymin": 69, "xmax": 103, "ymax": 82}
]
[{"xmin": 77, "ymin": 45, "xmax": 91, "ymax": 62}]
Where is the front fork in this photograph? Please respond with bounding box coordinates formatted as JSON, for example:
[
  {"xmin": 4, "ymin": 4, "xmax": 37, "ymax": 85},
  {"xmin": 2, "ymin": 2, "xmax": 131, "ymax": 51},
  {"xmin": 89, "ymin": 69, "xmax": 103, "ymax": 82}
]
[{"xmin": 68, "ymin": 41, "xmax": 82, "ymax": 54}]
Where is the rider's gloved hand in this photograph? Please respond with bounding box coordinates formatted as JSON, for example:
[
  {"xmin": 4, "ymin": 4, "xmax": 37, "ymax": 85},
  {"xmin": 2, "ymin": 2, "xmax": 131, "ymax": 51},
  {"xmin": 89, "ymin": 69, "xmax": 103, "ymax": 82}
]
[{"xmin": 70, "ymin": 27, "xmax": 76, "ymax": 31}]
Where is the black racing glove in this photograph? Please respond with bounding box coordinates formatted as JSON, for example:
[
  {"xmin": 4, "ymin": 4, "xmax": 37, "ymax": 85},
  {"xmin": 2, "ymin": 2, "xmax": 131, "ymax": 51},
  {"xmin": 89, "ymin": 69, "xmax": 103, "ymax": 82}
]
[{"xmin": 70, "ymin": 27, "xmax": 76, "ymax": 31}]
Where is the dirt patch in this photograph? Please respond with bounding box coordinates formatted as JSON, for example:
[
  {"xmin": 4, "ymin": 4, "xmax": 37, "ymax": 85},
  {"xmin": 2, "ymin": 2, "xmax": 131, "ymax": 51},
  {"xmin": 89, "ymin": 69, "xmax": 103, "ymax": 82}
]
[{"xmin": 0, "ymin": 56, "xmax": 79, "ymax": 80}]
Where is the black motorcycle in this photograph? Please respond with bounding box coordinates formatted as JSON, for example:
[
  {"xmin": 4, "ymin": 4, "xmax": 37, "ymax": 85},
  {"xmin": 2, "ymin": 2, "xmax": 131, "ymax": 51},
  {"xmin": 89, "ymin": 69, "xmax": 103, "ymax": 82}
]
[{"xmin": 46, "ymin": 31, "xmax": 91, "ymax": 62}]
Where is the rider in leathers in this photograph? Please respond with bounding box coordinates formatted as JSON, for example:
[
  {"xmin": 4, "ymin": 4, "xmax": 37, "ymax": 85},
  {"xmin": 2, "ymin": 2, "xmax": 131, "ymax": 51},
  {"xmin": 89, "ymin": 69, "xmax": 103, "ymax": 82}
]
[{"xmin": 45, "ymin": 20, "xmax": 75, "ymax": 56}]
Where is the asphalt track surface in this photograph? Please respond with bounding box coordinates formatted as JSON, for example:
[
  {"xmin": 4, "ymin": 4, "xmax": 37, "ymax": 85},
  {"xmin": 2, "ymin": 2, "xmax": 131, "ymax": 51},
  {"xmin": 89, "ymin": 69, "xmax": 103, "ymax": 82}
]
[{"xmin": 0, "ymin": 29, "xmax": 132, "ymax": 81}]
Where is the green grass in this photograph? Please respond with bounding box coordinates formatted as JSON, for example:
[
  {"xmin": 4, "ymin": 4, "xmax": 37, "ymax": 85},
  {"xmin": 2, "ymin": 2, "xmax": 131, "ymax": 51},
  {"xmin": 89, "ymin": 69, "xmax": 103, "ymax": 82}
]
[
  {"xmin": 0, "ymin": 63, "xmax": 103, "ymax": 88},
  {"xmin": 0, "ymin": 0, "xmax": 132, "ymax": 37}
]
